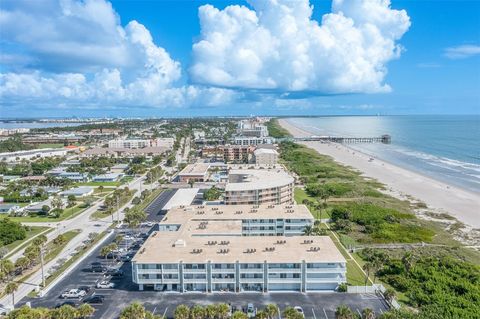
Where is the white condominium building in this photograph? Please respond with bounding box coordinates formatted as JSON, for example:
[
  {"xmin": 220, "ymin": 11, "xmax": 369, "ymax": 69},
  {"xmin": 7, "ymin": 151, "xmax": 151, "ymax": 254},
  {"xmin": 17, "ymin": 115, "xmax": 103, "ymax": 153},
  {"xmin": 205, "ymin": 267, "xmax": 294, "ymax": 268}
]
[
  {"xmin": 132, "ymin": 205, "xmax": 346, "ymax": 293},
  {"xmin": 234, "ymin": 136, "xmax": 274, "ymax": 146},
  {"xmin": 237, "ymin": 119, "xmax": 269, "ymax": 138},
  {"xmin": 225, "ymin": 168, "xmax": 294, "ymax": 205},
  {"xmin": 108, "ymin": 138, "xmax": 174, "ymax": 149},
  {"xmin": 157, "ymin": 204, "xmax": 314, "ymax": 237},
  {"xmin": 254, "ymin": 148, "xmax": 279, "ymax": 165}
]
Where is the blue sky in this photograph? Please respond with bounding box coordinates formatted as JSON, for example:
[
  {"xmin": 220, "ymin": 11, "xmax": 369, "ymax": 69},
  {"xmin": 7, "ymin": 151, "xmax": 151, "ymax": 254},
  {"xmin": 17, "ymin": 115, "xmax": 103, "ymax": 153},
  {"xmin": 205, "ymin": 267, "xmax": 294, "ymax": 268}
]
[{"xmin": 0, "ymin": 0, "xmax": 479, "ymax": 117}]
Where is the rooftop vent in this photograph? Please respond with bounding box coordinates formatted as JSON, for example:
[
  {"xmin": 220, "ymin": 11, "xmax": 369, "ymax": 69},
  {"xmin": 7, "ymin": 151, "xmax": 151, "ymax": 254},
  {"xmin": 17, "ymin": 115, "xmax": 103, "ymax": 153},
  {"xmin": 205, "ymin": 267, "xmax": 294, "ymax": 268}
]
[
  {"xmin": 220, "ymin": 240, "xmax": 230, "ymax": 245},
  {"xmin": 174, "ymin": 239, "xmax": 186, "ymax": 247},
  {"xmin": 276, "ymin": 240, "xmax": 287, "ymax": 245},
  {"xmin": 244, "ymin": 248, "xmax": 257, "ymax": 253},
  {"xmin": 207, "ymin": 240, "xmax": 218, "ymax": 245},
  {"xmin": 309, "ymin": 246, "xmax": 321, "ymax": 252},
  {"xmin": 192, "ymin": 248, "xmax": 203, "ymax": 254},
  {"xmin": 218, "ymin": 249, "xmax": 230, "ymax": 254},
  {"xmin": 303, "ymin": 239, "xmax": 314, "ymax": 244}
]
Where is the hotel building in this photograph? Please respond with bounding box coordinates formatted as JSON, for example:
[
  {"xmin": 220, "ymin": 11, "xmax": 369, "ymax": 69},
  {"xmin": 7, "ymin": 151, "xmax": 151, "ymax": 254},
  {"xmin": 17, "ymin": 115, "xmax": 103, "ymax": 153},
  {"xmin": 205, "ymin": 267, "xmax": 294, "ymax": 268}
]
[
  {"xmin": 132, "ymin": 204, "xmax": 346, "ymax": 292},
  {"xmin": 224, "ymin": 168, "xmax": 294, "ymax": 205}
]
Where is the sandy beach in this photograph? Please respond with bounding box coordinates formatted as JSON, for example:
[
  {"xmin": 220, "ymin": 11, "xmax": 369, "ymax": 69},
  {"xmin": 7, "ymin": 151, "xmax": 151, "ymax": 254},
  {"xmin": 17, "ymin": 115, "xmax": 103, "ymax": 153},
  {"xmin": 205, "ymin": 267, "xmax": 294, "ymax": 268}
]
[{"xmin": 279, "ymin": 119, "xmax": 480, "ymax": 229}]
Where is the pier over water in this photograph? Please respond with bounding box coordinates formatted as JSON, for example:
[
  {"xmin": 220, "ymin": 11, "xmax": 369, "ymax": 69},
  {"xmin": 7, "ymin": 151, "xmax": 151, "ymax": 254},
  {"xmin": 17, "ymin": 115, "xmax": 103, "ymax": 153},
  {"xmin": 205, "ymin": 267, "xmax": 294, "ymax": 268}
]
[{"xmin": 279, "ymin": 134, "xmax": 391, "ymax": 144}]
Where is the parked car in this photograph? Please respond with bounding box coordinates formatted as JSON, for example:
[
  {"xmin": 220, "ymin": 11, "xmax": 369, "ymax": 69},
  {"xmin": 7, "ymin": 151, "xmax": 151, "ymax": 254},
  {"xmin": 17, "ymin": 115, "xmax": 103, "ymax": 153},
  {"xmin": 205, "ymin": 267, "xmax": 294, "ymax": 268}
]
[
  {"xmin": 55, "ymin": 301, "xmax": 76, "ymax": 308},
  {"xmin": 78, "ymin": 286, "xmax": 91, "ymax": 293},
  {"xmin": 91, "ymin": 265, "xmax": 106, "ymax": 273},
  {"xmin": 60, "ymin": 289, "xmax": 86, "ymax": 299},
  {"xmin": 82, "ymin": 296, "xmax": 104, "ymax": 304},
  {"xmin": 294, "ymin": 306, "xmax": 305, "ymax": 318},
  {"xmin": 96, "ymin": 281, "xmax": 115, "ymax": 289},
  {"xmin": 106, "ymin": 269, "xmax": 124, "ymax": 278},
  {"xmin": 246, "ymin": 304, "xmax": 256, "ymax": 318},
  {"xmin": 118, "ymin": 254, "xmax": 131, "ymax": 262}
]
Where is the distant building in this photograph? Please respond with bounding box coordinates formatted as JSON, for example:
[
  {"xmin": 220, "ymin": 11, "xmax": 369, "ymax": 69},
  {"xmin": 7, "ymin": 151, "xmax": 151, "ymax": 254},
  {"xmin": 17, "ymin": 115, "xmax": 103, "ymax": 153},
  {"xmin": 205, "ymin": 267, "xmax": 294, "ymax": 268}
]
[
  {"xmin": 110, "ymin": 163, "xmax": 129, "ymax": 173},
  {"xmin": 108, "ymin": 138, "xmax": 174, "ymax": 149},
  {"xmin": 81, "ymin": 147, "xmax": 169, "ymax": 158},
  {"xmin": 177, "ymin": 163, "xmax": 211, "ymax": 183},
  {"xmin": 0, "ymin": 148, "xmax": 69, "ymax": 163},
  {"xmin": 59, "ymin": 187, "xmax": 94, "ymax": 197},
  {"xmin": 225, "ymin": 168, "xmax": 294, "ymax": 205},
  {"xmin": 201, "ymin": 145, "xmax": 255, "ymax": 163},
  {"xmin": 237, "ymin": 119, "xmax": 269, "ymax": 137},
  {"xmin": 19, "ymin": 186, "xmax": 61, "ymax": 197},
  {"xmin": 254, "ymin": 148, "xmax": 279, "ymax": 165},
  {"xmin": 233, "ymin": 136, "xmax": 274, "ymax": 146},
  {"xmin": 0, "ymin": 204, "xmax": 21, "ymax": 214},
  {"xmin": 92, "ymin": 173, "xmax": 123, "ymax": 182},
  {"xmin": 58, "ymin": 172, "xmax": 89, "ymax": 182}
]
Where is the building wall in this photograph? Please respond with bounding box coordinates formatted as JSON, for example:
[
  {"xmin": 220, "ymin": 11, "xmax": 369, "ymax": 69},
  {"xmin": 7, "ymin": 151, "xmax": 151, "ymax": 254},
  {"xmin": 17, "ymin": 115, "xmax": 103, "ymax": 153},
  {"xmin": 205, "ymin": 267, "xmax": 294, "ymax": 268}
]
[
  {"xmin": 225, "ymin": 183, "xmax": 293, "ymax": 206},
  {"xmin": 133, "ymin": 261, "xmax": 346, "ymax": 293},
  {"xmin": 255, "ymin": 152, "xmax": 278, "ymax": 165}
]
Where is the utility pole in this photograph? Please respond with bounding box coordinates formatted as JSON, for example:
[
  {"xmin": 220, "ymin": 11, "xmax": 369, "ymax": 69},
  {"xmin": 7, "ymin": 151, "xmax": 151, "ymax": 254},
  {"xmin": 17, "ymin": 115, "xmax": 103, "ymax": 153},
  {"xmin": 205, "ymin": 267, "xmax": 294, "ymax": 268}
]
[
  {"xmin": 40, "ymin": 247, "xmax": 45, "ymax": 288},
  {"xmin": 116, "ymin": 194, "xmax": 120, "ymax": 224}
]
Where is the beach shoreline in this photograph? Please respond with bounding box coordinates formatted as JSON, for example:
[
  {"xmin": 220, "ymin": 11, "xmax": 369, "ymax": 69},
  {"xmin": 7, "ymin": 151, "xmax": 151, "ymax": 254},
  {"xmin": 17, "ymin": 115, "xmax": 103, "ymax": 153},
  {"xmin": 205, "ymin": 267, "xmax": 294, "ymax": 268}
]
[{"xmin": 279, "ymin": 118, "xmax": 480, "ymax": 230}]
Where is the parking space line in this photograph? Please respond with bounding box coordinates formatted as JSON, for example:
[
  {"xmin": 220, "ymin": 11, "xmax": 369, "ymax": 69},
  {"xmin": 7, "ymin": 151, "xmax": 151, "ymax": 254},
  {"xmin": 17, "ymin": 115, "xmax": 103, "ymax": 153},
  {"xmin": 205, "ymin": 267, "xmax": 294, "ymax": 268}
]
[
  {"xmin": 162, "ymin": 307, "xmax": 168, "ymax": 318},
  {"xmin": 311, "ymin": 308, "xmax": 317, "ymax": 319},
  {"xmin": 323, "ymin": 308, "xmax": 328, "ymax": 319}
]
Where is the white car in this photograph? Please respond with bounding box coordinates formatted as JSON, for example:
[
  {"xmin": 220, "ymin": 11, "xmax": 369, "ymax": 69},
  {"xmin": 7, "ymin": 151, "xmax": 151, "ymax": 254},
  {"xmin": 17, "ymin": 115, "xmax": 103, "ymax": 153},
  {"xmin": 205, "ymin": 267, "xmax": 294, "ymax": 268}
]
[
  {"xmin": 294, "ymin": 306, "xmax": 305, "ymax": 318},
  {"xmin": 96, "ymin": 280, "xmax": 115, "ymax": 289},
  {"xmin": 60, "ymin": 289, "xmax": 86, "ymax": 299}
]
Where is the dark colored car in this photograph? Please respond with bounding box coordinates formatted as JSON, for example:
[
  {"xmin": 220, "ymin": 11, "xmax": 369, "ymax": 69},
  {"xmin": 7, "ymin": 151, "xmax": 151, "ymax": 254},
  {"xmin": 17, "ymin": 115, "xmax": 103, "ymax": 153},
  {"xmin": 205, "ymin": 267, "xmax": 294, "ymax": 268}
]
[
  {"xmin": 91, "ymin": 265, "xmax": 106, "ymax": 273},
  {"xmin": 83, "ymin": 296, "xmax": 104, "ymax": 304}
]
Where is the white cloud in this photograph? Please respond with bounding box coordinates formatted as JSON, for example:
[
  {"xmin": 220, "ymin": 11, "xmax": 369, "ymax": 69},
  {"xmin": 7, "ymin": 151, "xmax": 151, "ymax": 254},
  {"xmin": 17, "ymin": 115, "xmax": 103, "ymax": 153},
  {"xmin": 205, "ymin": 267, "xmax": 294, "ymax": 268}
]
[
  {"xmin": 190, "ymin": 0, "xmax": 410, "ymax": 94},
  {"xmin": 0, "ymin": 0, "xmax": 238, "ymax": 109},
  {"xmin": 444, "ymin": 45, "xmax": 480, "ymax": 59}
]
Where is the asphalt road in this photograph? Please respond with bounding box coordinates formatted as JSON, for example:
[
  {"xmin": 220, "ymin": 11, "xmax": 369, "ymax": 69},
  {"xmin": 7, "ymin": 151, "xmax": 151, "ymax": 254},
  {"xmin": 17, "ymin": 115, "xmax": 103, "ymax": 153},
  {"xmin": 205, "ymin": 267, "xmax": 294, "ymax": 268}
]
[
  {"xmin": 18, "ymin": 228, "xmax": 389, "ymax": 319},
  {"xmin": 144, "ymin": 189, "xmax": 176, "ymax": 221}
]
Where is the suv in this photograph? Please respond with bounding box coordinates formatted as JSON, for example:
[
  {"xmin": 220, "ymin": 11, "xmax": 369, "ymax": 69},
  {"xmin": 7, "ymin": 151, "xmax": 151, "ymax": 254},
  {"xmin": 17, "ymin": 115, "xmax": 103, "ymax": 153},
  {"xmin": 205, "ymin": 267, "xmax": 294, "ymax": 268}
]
[{"xmin": 91, "ymin": 265, "xmax": 106, "ymax": 273}]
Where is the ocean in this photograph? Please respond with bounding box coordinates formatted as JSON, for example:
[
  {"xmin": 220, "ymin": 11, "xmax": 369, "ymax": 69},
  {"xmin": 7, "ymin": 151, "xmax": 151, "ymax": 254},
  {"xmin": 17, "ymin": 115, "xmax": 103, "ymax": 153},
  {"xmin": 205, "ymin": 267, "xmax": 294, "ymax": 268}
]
[{"xmin": 285, "ymin": 115, "xmax": 480, "ymax": 193}]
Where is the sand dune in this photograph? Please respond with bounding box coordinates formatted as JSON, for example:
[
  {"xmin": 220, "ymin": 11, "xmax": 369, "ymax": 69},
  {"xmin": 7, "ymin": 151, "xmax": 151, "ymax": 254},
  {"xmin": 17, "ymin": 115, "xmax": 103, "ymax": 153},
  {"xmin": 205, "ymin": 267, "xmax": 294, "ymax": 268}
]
[{"xmin": 279, "ymin": 119, "xmax": 480, "ymax": 229}]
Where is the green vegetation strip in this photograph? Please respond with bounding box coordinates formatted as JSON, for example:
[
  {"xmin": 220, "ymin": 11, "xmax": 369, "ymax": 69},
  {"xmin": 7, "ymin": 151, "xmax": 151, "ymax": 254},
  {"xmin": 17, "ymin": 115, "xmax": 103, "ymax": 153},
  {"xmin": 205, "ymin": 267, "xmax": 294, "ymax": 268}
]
[
  {"xmin": 38, "ymin": 230, "xmax": 111, "ymax": 293},
  {"xmin": 265, "ymin": 118, "xmax": 292, "ymax": 138},
  {"xmin": 8, "ymin": 203, "xmax": 89, "ymax": 223},
  {"xmin": 4, "ymin": 227, "xmax": 53, "ymax": 258}
]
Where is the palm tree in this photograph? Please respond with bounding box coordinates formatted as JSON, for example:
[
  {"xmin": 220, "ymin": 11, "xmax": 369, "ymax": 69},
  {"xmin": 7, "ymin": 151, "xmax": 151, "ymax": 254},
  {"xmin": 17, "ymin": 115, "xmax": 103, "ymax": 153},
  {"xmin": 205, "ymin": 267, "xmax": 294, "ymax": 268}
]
[
  {"xmin": 303, "ymin": 225, "xmax": 314, "ymax": 236},
  {"xmin": 5, "ymin": 281, "xmax": 19, "ymax": 307},
  {"xmin": 77, "ymin": 303, "xmax": 95, "ymax": 318},
  {"xmin": 14, "ymin": 257, "xmax": 30, "ymax": 273},
  {"xmin": 120, "ymin": 302, "xmax": 147, "ymax": 319},
  {"xmin": 256, "ymin": 310, "xmax": 268, "ymax": 319},
  {"xmin": 216, "ymin": 303, "xmax": 230, "ymax": 319},
  {"xmin": 362, "ymin": 262, "xmax": 373, "ymax": 286},
  {"xmin": 265, "ymin": 304, "xmax": 279, "ymax": 319},
  {"xmin": 205, "ymin": 304, "xmax": 217, "ymax": 319},
  {"xmin": 232, "ymin": 311, "xmax": 248, "ymax": 319},
  {"xmin": 383, "ymin": 288, "xmax": 396, "ymax": 304},
  {"xmin": 402, "ymin": 252, "xmax": 415, "ymax": 274},
  {"xmin": 52, "ymin": 304, "xmax": 77, "ymax": 318},
  {"xmin": 0, "ymin": 259, "xmax": 14, "ymax": 281},
  {"xmin": 361, "ymin": 308, "xmax": 375, "ymax": 319},
  {"xmin": 335, "ymin": 305, "xmax": 355, "ymax": 319},
  {"xmin": 190, "ymin": 305, "xmax": 205, "ymax": 319},
  {"xmin": 174, "ymin": 305, "xmax": 190, "ymax": 319}
]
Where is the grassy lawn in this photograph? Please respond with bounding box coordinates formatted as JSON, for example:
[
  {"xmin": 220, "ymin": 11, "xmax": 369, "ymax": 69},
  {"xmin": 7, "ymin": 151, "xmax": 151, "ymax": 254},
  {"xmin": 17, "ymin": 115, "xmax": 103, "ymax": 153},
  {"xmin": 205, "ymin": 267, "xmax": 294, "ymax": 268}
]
[
  {"xmin": 294, "ymin": 187, "xmax": 313, "ymax": 204},
  {"xmin": 4, "ymin": 226, "xmax": 51, "ymax": 256},
  {"xmin": 8, "ymin": 203, "xmax": 89, "ymax": 223},
  {"xmin": 44, "ymin": 230, "xmax": 81, "ymax": 260}
]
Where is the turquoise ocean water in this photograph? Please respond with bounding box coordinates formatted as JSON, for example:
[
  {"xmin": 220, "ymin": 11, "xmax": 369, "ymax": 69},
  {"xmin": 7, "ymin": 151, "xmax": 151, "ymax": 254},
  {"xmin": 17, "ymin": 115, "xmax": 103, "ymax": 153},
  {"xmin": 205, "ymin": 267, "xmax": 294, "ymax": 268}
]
[{"xmin": 285, "ymin": 115, "xmax": 480, "ymax": 193}]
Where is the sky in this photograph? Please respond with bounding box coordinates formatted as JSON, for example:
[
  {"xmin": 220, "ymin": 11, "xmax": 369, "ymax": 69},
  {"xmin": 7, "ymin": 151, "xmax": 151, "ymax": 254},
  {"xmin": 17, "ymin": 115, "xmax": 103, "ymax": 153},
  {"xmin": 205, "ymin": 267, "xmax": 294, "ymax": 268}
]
[{"xmin": 0, "ymin": 0, "xmax": 479, "ymax": 118}]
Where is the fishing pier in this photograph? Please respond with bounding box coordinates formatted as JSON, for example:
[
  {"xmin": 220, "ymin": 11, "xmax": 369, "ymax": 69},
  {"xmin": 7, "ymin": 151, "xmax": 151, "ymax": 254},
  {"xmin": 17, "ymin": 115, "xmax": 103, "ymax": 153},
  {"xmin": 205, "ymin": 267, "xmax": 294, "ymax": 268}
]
[{"xmin": 278, "ymin": 134, "xmax": 391, "ymax": 144}]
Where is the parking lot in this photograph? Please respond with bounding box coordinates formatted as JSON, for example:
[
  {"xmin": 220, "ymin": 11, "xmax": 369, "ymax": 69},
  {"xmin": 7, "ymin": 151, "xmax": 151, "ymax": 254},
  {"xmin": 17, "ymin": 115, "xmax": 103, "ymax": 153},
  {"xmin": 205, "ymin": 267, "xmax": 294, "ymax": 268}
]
[{"xmin": 18, "ymin": 225, "xmax": 389, "ymax": 319}]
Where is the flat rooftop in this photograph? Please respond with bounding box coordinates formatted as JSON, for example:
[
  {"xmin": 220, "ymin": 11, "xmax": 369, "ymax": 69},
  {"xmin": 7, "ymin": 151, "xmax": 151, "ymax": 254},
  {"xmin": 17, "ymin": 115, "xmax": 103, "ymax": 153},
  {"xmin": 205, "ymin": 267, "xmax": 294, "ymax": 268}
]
[
  {"xmin": 178, "ymin": 163, "xmax": 211, "ymax": 176},
  {"xmin": 226, "ymin": 169, "xmax": 294, "ymax": 192},
  {"xmin": 133, "ymin": 233, "xmax": 345, "ymax": 264},
  {"xmin": 162, "ymin": 188, "xmax": 200, "ymax": 211},
  {"xmin": 162, "ymin": 204, "xmax": 313, "ymax": 225}
]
